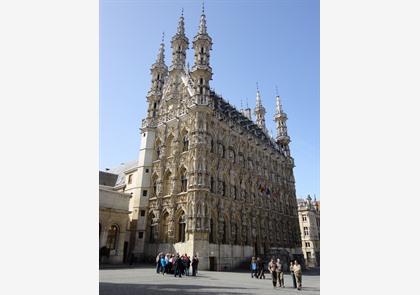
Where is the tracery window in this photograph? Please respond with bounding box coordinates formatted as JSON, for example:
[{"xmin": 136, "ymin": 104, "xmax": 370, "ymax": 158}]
[
  {"xmin": 228, "ymin": 148, "xmax": 235, "ymax": 162},
  {"xmin": 161, "ymin": 213, "xmax": 169, "ymax": 243},
  {"xmin": 180, "ymin": 169, "xmax": 188, "ymax": 192},
  {"xmin": 182, "ymin": 135, "xmax": 189, "ymax": 152},
  {"xmin": 218, "ymin": 143, "xmax": 225, "ymax": 158},
  {"xmin": 177, "ymin": 213, "xmax": 186, "ymax": 242},
  {"xmin": 106, "ymin": 224, "xmax": 119, "ymax": 250}
]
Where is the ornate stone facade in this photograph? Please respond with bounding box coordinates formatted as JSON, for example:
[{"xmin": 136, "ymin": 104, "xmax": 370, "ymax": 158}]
[{"xmin": 116, "ymin": 9, "xmax": 302, "ymax": 270}]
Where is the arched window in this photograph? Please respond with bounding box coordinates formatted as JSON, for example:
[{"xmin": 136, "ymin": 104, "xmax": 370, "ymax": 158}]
[
  {"xmin": 163, "ymin": 170, "xmax": 172, "ymax": 196},
  {"xmin": 177, "ymin": 212, "xmax": 186, "ymax": 242},
  {"xmin": 182, "ymin": 135, "xmax": 189, "ymax": 152},
  {"xmin": 161, "ymin": 212, "xmax": 169, "ymax": 243},
  {"xmin": 152, "ymin": 177, "xmax": 157, "ymax": 197},
  {"xmin": 222, "ymin": 220, "xmax": 227, "ymax": 244},
  {"xmin": 228, "ymin": 148, "xmax": 235, "ymax": 162},
  {"xmin": 149, "ymin": 213, "xmax": 155, "ymax": 243},
  {"xmin": 165, "ymin": 134, "xmax": 174, "ymax": 157},
  {"xmin": 156, "ymin": 146, "xmax": 160, "ymax": 159},
  {"xmin": 210, "ymin": 138, "xmax": 214, "ymax": 153},
  {"xmin": 218, "ymin": 143, "xmax": 225, "ymax": 158},
  {"xmin": 210, "ymin": 176, "xmax": 215, "ymax": 193},
  {"xmin": 180, "ymin": 169, "xmax": 187, "ymax": 192},
  {"xmin": 209, "ymin": 218, "xmax": 214, "ymax": 243},
  {"xmin": 222, "ymin": 181, "xmax": 226, "ymax": 196},
  {"xmin": 106, "ymin": 224, "xmax": 119, "ymax": 250},
  {"xmin": 233, "ymin": 223, "xmax": 238, "ymax": 245},
  {"xmin": 243, "ymin": 225, "xmax": 248, "ymax": 245}
]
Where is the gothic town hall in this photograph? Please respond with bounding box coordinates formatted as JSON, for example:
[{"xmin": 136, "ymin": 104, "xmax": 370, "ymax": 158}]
[{"xmin": 99, "ymin": 9, "xmax": 303, "ymax": 270}]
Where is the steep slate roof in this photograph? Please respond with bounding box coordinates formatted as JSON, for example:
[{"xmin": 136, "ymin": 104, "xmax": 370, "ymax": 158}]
[{"xmin": 106, "ymin": 160, "xmax": 138, "ymax": 187}]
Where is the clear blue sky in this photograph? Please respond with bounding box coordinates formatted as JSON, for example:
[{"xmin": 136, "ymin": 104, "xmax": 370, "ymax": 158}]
[{"xmin": 100, "ymin": 0, "xmax": 319, "ymax": 199}]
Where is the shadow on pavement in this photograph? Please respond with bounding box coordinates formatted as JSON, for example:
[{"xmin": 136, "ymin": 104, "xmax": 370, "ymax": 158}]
[{"xmin": 99, "ymin": 282, "xmax": 255, "ymax": 295}]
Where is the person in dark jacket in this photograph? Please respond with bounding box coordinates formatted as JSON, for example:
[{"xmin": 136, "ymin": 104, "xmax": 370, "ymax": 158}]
[
  {"xmin": 156, "ymin": 253, "xmax": 162, "ymax": 274},
  {"xmin": 257, "ymin": 257, "xmax": 265, "ymax": 279},
  {"xmin": 185, "ymin": 255, "xmax": 191, "ymax": 276},
  {"xmin": 174, "ymin": 254, "xmax": 182, "ymax": 278},
  {"xmin": 192, "ymin": 255, "xmax": 199, "ymax": 276}
]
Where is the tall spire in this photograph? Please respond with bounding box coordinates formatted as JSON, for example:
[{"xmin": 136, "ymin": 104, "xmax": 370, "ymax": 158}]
[
  {"xmin": 151, "ymin": 33, "xmax": 167, "ymax": 71},
  {"xmin": 155, "ymin": 32, "xmax": 165, "ymax": 65},
  {"xmin": 177, "ymin": 8, "xmax": 185, "ymax": 35},
  {"xmin": 256, "ymin": 82, "xmax": 262, "ymax": 107},
  {"xmin": 254, "ymin": 83, "xmax": 267, "ymax": 132},
  {"xmin": 198, "ymin": 2, "xmax": 207, "ymax": 34},
  {"xmin": 275, "ymin": 94, "xmax": 283, "ymax": 115},
  {"xmin": 170, "ymin": 9, "xmax": 189, "ymax": 71},
  {"xmin": 191, "ymin": 3, "xmax": 213, "ymax": 105},
  {"xmin": 273, "ymin": 90, "xmax": 291, "ymax": 156}
]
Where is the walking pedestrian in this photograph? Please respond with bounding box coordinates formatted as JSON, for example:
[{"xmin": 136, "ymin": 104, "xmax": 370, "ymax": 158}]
[
  {"xmin": 290, "ymin": 261, "xmax": 296, "ymax": 288},
  {"xmin": 294, "ymin": 260, "xmax": 303, "ymax": 290},
  {"xmin": 268, "ymin": 258, "xmax": 278, "ymax": 288},
  {"xmin": 276, "ymin": 258, "xmax": 284, "ymax": 288},
  {"xmin": 256, "ymin": 257, "xmax": 265, "ymax": 279}
]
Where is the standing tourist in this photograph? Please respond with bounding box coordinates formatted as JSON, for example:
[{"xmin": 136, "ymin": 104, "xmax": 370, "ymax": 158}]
[
  {"xmin": 268, "ymin": 258, "xmax": 278, "ymax": 288},
  {"xmin": 185, "ymin": 255, "xmax": 191, "ymax": 276},
  {"xmin": 294, "ymin": 260, "xmax": 303, "ymax": 290},
  {"xmin": 174, "ymin": 254, "xmax": 182, "ymax": 278},
  {"xmin": 192, "ymin": 255, "xmax": 199, "ymax": 276},
  {"xmin": 276, "ymin": 258, "xmax": 284, "ymax": 288},
  {"xmin": 169, "ymin": 254, "xmax": 174, "ymax": 274},
  {"xmin": 290, "ymin": 261, "xmax": 296, "ymax": 288},
  {"xmin": 250, "ymin": 257, "xmax": 257, "ymax": 278},
  {"xmin": 160, "ymin": 255, "xmax": 167, "ymax": 275},
  {"xmin": 165, "ymin": 254, "xmax": 170, "ymax": 274},
  {"xmin": 156, "ymin": 252, "xmax": 162, "ymax": 274}
]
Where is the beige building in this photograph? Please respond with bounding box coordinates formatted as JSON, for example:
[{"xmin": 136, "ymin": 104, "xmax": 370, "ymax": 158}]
[
  {"xmin": 102, "ymin": 9, "xmax": 303, "ymax": 270},
  {"xmin": 298, "ymin": 195, "xmax": 320, "ymax": 268},
  {"xmin": 99, "ymin": 171, "xmax": 131, "ymax": 264}
]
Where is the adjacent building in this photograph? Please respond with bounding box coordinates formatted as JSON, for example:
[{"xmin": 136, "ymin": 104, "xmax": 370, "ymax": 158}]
[
  {"xmin": 99, "ymin": 171, "xmax": 132, "ymax": 264},
  {"xmin": 297, "ymin": 195, "xmax": 320, "ymax": 268}
]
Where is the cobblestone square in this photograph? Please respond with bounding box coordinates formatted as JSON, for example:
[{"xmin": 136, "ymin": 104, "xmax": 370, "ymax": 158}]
[{"xmin": 100, "ymin": 266, "xmax": 320, "ymax": 295}]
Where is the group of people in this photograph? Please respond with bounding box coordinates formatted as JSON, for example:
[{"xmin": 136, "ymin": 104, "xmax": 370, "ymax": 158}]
[
  {"xmin": 250, "ymin": 257, "xmax": 303, "ymax": 291},
  {"xmin": 156, "ymin": 252, "xmax": 199, "ymax": 278}
]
